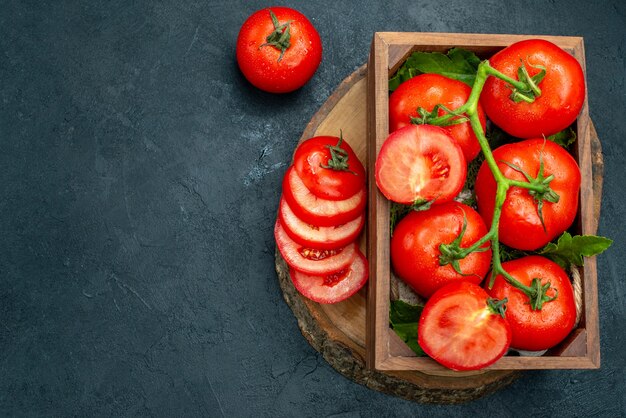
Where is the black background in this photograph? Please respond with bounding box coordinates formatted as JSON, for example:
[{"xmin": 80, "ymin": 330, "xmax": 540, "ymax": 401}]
[{"xmin": 1, "ymin": 0, "xmax": 625, "ymax": 416}]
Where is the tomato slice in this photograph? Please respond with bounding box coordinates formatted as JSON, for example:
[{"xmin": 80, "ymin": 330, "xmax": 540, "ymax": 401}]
[
  {"xmin": 293, "ymin": 136, "xmax": 366, "ymax": 200},
  {"xmin": 275, "ymin": 219, "xmax": 357, "ymax": 275},
  {"xmin": 290, "ymin": 249, "xmax": 368, "ymax": 304},
  {"xmin": 375, "ymin": 124, "xmax": 466, "ymax": 205},
  {"xmin": 279, "ymin": 197, "xmax": 364, "ymax": 250},
  {"xmin": 282, "ymin": 166, "xmax": 366, "ymax": 227},
  {"xmin": 418, "ymin": 281, "xmax": 511, "ymax": 371}
]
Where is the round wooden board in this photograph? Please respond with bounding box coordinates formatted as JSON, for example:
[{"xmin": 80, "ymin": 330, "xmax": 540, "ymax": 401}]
[{"xmin": 275, "ymin": 65, "xmax": 604, "ymax": 404}]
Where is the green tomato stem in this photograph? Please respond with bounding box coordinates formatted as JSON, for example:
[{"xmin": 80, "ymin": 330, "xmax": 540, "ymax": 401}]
[{"xmin": 448, "ymin": 60, "xmax": 550, "ymax": 305}]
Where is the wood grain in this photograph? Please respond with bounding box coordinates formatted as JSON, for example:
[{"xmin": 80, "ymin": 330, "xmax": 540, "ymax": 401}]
[{"xmin": 275, "ymin": 48, "xmax": 603, "ymax": 402}]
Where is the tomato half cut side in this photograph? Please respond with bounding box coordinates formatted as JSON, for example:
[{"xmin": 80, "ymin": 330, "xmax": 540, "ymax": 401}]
[
  {"xmin": 279, "ymin": 197, "xmax": 364, "ymax": 250},
  {"xmin": 275, "ymin": 219, "xmax": 357, "ymax": 275},
  {"xmin": 290, "ymin": 249, "xmax": 368, "ymax": 304},
  {"xmin": 282, "ymin": 166, "xmax": 366, "ymax": 227},
  {"xmin": 418, "ymin": 281, "xmax": 511, "ymax": 371},
  {"xmin": 293, "ymin": 136, "xmax": 366, "ymax": 201},
  {"xmin": 375, "ymin": 125, "xmax": 467, "ymax": 205}
]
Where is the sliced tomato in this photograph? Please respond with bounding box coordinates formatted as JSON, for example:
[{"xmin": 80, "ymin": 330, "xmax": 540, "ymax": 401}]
[
  {"xmin": 279, "ymin": 197, "xmax": 364, "ymax": 250},
  {"xmin": 290, "ymin": 249, "xmax": 368, "ymax": 304},
  {"xmin": 275, "ymin": 219, "xmax": 357, "ymax": 275},
  {"xmin": 375, "ymin": 125, "xmax": 466, "ymax": 205},
  {"xmin": 418, "ymin": 281, "xmax": 511, "ymax": 371},
  {"xmin": 293, "ymin": 136, "xmax": 366, "ymax": 201},
  {"xmin": 282, "ymin": 166, "xmax": 366, "ymax": 227}
]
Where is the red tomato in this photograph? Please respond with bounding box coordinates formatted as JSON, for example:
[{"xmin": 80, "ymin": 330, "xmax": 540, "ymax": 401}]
[
  {"xmin": 274, "ymin": 219, "xmax": 357, "ymax": 275},
  {"xmin": 481, "ymin": 39, "xmax": 585, "ymax": 138},
  {"xmin": 290, "ymin": 249, "xmax": 368, "ymax": 304},
  {"xmin": 282, "ymin": 166, "xmax": 366, "ymax": 227},
  {"xmin": 236, "ymin": 7, "xmax": 322, "ymax": 93},
  {"xmin": 475, "ymin": 138, "xmax": 581, "ymax": 250},
  {"xmin": 487, "ymin": 256, "xmax": 576, "ymax": 351},
  {"xmin": 418, "ymin": 281, "xmax": 511, "ymax": 371},
  {"xmin": 389, "ymin": 74, "xmax": 487, "ymax": 161},
  {"xmin": 375, "ymin": 125, "xmax": 466, "ymax": 205},
  {"xmin": 391, "ymin": 202, "xmax": 491, "ymax": 298},
  {"xmin": 293, "ymin": 136, "xmax": 366, "ymax": 200},
  {"xmin": 279, "ymin": 197, "xmax": 364, "ymax": 250}
]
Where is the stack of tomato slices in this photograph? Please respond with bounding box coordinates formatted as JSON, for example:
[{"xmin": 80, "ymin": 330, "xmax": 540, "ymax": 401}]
[{"xmin": 275, "ymin": 135, "xmax": 368, "ymax": 304}]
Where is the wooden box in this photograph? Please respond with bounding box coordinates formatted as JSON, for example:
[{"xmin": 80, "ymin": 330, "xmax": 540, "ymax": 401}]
[{"xmin": 366, "ymin": 32, "xmax": 599, "ymax": 372}]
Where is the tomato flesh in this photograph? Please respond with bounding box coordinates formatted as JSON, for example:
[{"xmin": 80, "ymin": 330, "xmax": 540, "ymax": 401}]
[
  {"xmin": 375, "ymin": 125, "xmax": 466, "ymax": 205},
  {"xmin": 275, "ymin": 219, "xmax": 357, "ymax": 275},
  {"xmin": 293, "ymin": 136, "xmax": 366, "ymax": 200},
  {"xmin": 290, "ymin": 250, "xmax": 368, "ymax": 304},
  {"xmin": 389, "ymin": 73, "xmax": 487, "ymax": 161},
  {"xmin": 418, "ymin": 281, "xmax": 511, "ymax": 371},
  {"xmin": 282, "ymin": 166, "xmax": 366, "ymax": 227},
  {"xmin": 279, "ymin": 197, "xmax": 364, "ymax": 250},
  {"xmin": 487, "ymin": 256, "xmax": 576, "ymax": 351}
]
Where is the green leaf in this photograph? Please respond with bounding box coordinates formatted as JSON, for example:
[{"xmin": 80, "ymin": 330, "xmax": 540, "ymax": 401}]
[
  {"xmin": 538, "ymin": 232, "xmax": 613, "ymax": 269},
  {"xmin": 389, "ymin": 48, "xmax": 481, "ymax": 91},
  {"xmin": 547, "ymin": 127, "xmax": 577, "ymax": 148},
  {"xmin": 389, "ymin": 202, "xmax": 412, "ymax": 236},
  {"xmin": 390, "ymin": 300, "xmax": 426, "ymax": 356}
]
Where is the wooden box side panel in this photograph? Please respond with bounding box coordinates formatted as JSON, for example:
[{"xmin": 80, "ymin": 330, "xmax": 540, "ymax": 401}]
[{"xmin": 367, "ymin": 32, "xmax": 599, "ymax": 371}]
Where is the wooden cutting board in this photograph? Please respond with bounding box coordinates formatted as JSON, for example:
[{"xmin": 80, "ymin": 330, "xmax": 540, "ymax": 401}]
[{"xmin": 274, "ymin": 64, "xmax": 604, "ymax": 404}]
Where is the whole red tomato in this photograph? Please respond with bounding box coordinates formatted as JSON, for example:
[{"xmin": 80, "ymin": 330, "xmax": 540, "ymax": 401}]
[
  {"xmin": 390, "ymin": 202, "xmax": 491, "ymax": 298},
  {"xmin": 389, "ymin": 74, "xmax": 487, "ymax": 161},
  {"xmin": 487, "ymin": 256, "xmax": 576, "ymax": 351},
  {"xmin": 481, "ymin": 39, "xmax": 585, "ymax": 138},
  {"xmin": 236, "ymin": 7, "xmax": 322, "ymax": 93},
  {"xmin": 475, "ymin": 138, "xmax": 580, "ymax": 251}
]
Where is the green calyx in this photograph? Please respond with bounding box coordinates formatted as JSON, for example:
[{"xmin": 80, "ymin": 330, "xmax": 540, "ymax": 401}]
[
  {"xmin": 508, "ymin": 60, "xmax": 546, "ymax": 103},
  {"xmin": 320, "ymin": 131, "xmax": 357, "ymax": 174},
  {"xmin": 410, "ymin": 104, "xmax": 469, "ymax": 127},
  {"xmin": 501, "ymin": 154, "xmax": 560, "ymax": 232},
  {"xmin": 438, "ymin": 210, "xmax": 490, "ymax": 276},
  {"xmin": 259, "ymin": 10, "xmax": 292, "ymax": 62},
  {"xmin": 487, "ymin": 297, "xmax": 508, "ymax": 318},
  {"xmin": 526, "ymin": 277, "xmax": 558, "ymax": 310}
]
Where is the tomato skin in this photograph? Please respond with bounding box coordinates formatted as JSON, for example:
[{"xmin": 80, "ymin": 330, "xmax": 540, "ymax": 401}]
[
  {"xmin": 282, "ymin": 166, "xmax": 366, "ymax": 227},
  {"xmin": 389, "ymin": 74, "xmax": 487, "ymax": 161},
  {"xmin": 481, "ymin": 39, "xmax": 585, "ymax": 138},
  {"xmin": 274, "ymin": 219, "xmax": 357, "ymax": 275},
  {"xmin": 475, "ymin": 138, "xmax": 580, "ymax": 251},
  {"xmin": 278, "ymin": 197, "xmax": 364, "ymax": 250},
  {"xmin": 418, "ymin": 281, "xmax": 511, "ymax": 371},
  {"xmin": 391, "ymin": 202, "xmax": 491, "ymax": 298},
  {"xmin": 486, "ymin": 256, "xmax": 576, "ymax": 351},
  {"xmin": 293, "ymin": 136, "xmax": 366, "ymax": 200},
  {"xmin": 375, "ymin": 124, "xmax": 467, "ymax": 205},
  {"xmin": 236, "ymin": 7, "xmax": 322, "ymax": 93},
  {"xmin": 290, "ymin": 249, "xmax": 368, "ymax": 304}
]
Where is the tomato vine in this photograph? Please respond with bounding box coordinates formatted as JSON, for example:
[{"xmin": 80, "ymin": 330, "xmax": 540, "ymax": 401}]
[{"xmin": 429, "ymin": 60, "xmax": 560, "ymax": 310}]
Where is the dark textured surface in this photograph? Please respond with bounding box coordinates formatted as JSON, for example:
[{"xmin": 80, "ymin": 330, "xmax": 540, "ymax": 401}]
[{"xmin": 1, "ymin": 0, "xmax": 624, "ymax": 416}]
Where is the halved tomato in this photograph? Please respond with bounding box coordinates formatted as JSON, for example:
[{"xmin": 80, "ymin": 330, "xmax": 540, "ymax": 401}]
[
  {"xmin": 418, "ymin": 281, "xmax": 511, "ymax": 371},
  {"xmin": 275, "ymin": 219, "xmax": 357, "ymax": 275},
  {"xmin": 282, "ymin": 166, "xmax": 366, "ymax": 227},
  {"xmin": 279, "ymin": 197, "xmax": 364, "ymax": 250},
  {"xmin": 375, "ymin": 125, "xmax": 466, "ymax": 205},
  {"xmin": 293, "ymin": 136, "xmax": 366, "ymax": 201},
  {"xmin": 290, "ymin": 249, "xmax": 368, "ymax": 304}
]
